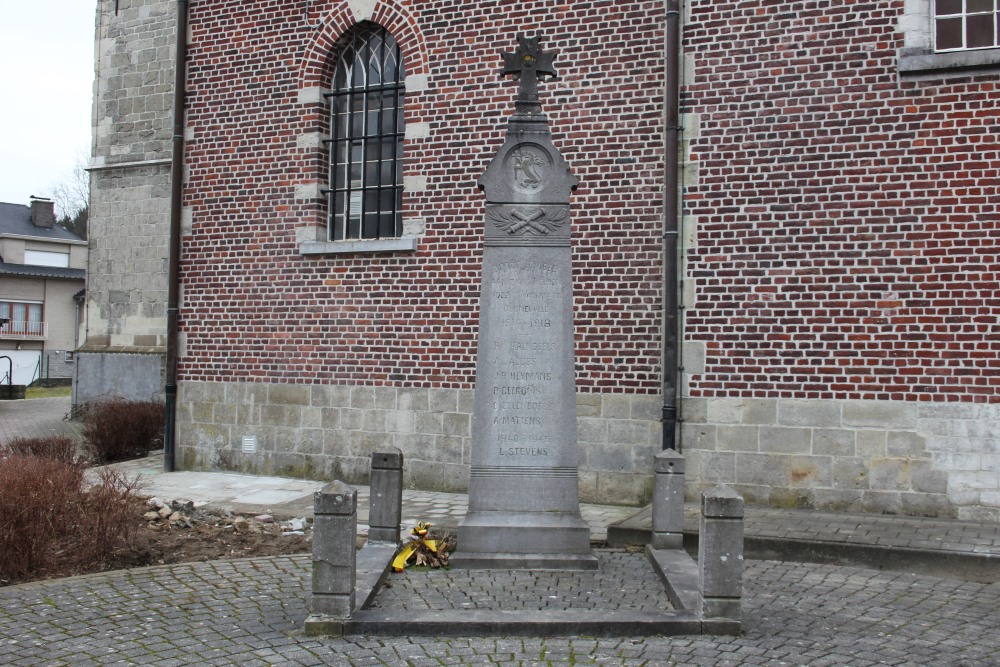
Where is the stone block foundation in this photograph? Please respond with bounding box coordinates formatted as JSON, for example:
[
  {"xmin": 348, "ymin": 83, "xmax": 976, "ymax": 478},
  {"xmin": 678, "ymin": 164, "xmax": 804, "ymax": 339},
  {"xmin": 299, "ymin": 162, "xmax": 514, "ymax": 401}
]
[
  {"xmin": 682, "ymin": 397, "xmax": 1000, "ymax": 522},
  {"xmin": 176, "ymin": 380, "xmax": 662, "ymax": 506}
]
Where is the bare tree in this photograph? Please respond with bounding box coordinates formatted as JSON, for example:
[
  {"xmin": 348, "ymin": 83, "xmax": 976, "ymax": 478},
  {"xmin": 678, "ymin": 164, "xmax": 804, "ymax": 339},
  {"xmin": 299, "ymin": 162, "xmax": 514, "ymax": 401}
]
[{"xmin": 47, "ymin": 151, "xmax": 90, "ymax": 240}]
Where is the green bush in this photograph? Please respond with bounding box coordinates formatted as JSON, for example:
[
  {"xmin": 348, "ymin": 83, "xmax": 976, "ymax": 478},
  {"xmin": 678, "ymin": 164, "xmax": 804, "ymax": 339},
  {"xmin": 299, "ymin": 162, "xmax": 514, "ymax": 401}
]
[{"xmin": 82, "ymin": 399, "xmax": 165, "ymax": 463}]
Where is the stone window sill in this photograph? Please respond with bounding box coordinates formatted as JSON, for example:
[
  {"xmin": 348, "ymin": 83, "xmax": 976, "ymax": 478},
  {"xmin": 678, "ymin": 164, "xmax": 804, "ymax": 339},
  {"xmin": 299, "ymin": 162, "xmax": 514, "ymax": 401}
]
[
  {"xmin": 899, "ymin": 48, "xmax": 1000, "ymax": 75},
  {"xmin": 299, "ymin": 238, "xmax": 418, "ymax": 255}
]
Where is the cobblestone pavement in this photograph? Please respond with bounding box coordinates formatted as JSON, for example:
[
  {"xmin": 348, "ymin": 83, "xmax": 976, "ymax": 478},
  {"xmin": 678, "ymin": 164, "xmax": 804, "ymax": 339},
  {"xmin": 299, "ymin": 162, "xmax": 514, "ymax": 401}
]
[
  {"xmin": 371, "ymin": 550, "xmax": 675, "ymax": 613},
  {"xmin": 0, "ymin": 395, "xmax": 81, "ymax": 444},
  {"xmin": 2, "ymin": 554, "xmax": 998, "ymax": 666}
]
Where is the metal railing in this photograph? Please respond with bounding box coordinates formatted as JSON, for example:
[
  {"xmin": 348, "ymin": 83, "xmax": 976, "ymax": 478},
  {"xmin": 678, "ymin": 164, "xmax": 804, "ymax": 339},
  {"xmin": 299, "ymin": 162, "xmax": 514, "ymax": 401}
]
[{"xmin": 0, "ymin": 320, "xmax": 48, "ymax": 340}]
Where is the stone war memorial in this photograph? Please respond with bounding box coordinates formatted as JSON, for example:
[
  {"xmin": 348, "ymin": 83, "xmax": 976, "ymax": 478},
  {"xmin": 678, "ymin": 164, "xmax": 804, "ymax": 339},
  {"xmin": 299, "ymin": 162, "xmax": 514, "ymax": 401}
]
[
  {"xmin": 449, "ymin": 34, "xmax": 595, "ymax": 571},
  {"xmin": 305, "ymin": 35, "xmax": 746, "ymax": 638}
]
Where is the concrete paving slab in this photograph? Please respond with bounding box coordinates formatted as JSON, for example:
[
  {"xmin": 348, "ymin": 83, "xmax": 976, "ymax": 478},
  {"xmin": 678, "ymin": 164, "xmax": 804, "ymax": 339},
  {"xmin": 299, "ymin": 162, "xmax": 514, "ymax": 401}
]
[
  {"xmin": 609, "ymin": 501, "xmax": 1000, "ymax": 583},
  {"xmin": 94, "ymin": 451, "xmax": 636, "ymax": 541}
]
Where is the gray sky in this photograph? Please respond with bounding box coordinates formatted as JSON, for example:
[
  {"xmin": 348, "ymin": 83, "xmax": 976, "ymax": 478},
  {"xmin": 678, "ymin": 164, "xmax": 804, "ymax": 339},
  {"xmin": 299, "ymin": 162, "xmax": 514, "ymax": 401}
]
[{"xmin": 0, "ymin": 1, "xmax": 95, "ymax": 207}]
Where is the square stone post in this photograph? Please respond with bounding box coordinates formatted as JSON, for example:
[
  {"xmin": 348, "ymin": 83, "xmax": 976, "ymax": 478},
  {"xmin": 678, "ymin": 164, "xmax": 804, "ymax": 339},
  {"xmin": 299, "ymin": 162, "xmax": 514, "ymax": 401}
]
[
  {"xmin": 368, "ymin": 448, "xmax": 404, "ymax": 544},
  {"xmin": 698, "ymin": 485, "xmax": 744, "ymax": 622},
  {"xmin": 311, "ymin": 481, "xmax": 357, "ymax": 619},
  {"xmin": 651, "ymin": 449, "xmax": 685, "ymax": 549}
]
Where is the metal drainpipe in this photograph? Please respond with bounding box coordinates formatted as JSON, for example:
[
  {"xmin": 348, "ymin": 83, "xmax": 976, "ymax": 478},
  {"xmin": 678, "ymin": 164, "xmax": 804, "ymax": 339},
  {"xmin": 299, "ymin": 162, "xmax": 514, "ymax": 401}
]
[
  {"xmin": 164, "ymin": 0, "xmax": 189, "ymax": 473},
  {"xmin": 662, "ymin": 0, "xmax": 682, "ymax": 451}
]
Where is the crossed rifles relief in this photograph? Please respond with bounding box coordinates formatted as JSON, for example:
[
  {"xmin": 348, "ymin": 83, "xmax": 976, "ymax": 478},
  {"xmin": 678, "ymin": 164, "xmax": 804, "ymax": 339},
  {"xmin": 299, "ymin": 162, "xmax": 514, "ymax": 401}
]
[{"xmin": 489, "ymin": 206, "xmax": 569, "ymax": 236}]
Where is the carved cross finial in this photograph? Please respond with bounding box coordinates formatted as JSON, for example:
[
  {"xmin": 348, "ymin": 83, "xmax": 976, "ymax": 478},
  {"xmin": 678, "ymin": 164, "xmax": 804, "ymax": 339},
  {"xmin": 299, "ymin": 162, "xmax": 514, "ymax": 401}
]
[{"xmin": 501, "ymin": 35, "xmax": 558, "ymax": 107}]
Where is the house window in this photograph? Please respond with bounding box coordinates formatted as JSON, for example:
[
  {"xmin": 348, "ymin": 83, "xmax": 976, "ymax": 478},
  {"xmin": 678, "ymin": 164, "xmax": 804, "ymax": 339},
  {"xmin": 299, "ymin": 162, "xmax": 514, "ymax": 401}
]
[
  {"xmin": 24, "ymin": 250, "xmax": 70, "ymax": 268},
  {"xmin": 935, "ymin": 0, "xmax": 999, "ymax": 50},
  {"xmin": 326, "ymin": 23, "xmax": 406, "ymax": 242},
  {"xmin": 0, "ymin": 301, "xmax": 44, "ymax": 337}
]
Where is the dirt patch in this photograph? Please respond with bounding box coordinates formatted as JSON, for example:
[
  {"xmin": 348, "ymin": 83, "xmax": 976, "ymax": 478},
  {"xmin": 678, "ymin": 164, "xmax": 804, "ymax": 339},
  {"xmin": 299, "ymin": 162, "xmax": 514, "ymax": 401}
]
[{"xmin": 114, "ymin": 498, "xmax": 314, "ymax": 568}]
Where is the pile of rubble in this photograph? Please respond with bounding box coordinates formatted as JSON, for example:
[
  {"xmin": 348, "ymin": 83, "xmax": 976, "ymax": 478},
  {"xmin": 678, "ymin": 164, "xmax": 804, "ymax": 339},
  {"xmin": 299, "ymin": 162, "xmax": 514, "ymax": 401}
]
[{"xmin": 141, "ymin": 497, "xmax": 312, "ymax": 538}]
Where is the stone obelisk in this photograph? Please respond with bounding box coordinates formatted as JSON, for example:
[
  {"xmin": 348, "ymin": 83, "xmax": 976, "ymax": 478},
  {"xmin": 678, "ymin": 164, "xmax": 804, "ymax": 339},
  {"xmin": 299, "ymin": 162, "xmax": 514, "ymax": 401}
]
[{"xmin": 452, "ymin": 35, "xmax": 597, "ymax": 570}]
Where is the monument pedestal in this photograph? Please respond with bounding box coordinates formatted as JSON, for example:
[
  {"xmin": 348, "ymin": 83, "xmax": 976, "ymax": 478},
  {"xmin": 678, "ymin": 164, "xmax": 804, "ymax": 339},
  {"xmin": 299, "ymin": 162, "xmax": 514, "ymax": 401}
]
[
  {"xmin": 451, "ymin": 512, "xmax": 595, "ymax": 570},
  {"xmin": 452, "ymin": 35, "xmax": 596, "ymax": 571}
]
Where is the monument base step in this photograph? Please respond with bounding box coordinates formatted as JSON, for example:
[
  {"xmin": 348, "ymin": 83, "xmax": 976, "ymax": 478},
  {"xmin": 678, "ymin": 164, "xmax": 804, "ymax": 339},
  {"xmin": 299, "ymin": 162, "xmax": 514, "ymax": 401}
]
[
  {"xmin": 450, "ymin": 551, "xmax": 599, "ymax": 570},
  {"xmin": 342, "ymin": 609, "xmax": 722, "ymax": 637},
  {"xmin": 453, "ymin": 510, "xmax": 596, "ymax": 570}
]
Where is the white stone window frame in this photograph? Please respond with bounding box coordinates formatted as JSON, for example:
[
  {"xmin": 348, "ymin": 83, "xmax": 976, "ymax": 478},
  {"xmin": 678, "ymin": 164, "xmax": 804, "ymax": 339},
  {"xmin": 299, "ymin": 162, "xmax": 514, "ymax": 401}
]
[
  {"xmin": 899, "ymin": 0, "xmax": 1000, "ymax": 74},
  {"xmin": 299, "ymin": 26, "xmax": 430, "ymax": 257},
  {"xmin": 296, "ymin": 75, "xmax": 429, "ymax": 256},
  {"xmin": 934, "ymin": 0, "xmax": 1000, "ymax": 51}
]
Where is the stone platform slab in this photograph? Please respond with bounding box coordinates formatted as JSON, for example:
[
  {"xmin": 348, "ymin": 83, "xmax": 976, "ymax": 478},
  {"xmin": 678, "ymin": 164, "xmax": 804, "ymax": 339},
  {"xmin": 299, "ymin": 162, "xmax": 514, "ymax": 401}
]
[{"xmin": 609, "ymin": 503, "xmax": 1000, "ymax": 583}]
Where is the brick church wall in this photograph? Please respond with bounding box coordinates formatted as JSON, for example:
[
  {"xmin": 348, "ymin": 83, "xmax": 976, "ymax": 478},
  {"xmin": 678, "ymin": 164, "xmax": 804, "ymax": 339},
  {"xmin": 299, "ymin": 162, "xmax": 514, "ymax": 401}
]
[
  {"xmin": 174, "ymin": 0, "xmax": 667, "ymax": 504},
  {"xmin": 89, "ymin": 0, "xmax": 1000, "ymax": 516},
  {"xmin": 680, "ymin": 0, "xmax": 1000, "ymax": 519}
]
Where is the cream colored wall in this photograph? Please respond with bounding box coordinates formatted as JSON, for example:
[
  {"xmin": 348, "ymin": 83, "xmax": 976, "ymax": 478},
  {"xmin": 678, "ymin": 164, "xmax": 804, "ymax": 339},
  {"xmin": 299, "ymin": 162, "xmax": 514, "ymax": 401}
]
[
  {"xmin": 1, "ymin": 235, "xmax": 87, "ymax": 353},
  {"xmin": 69, "ymin": 245, "xmax": 87, "ymax": 269},
  {"xmin": 0, "ymin": 238, "xmax": 25, "ymax": 263},
  {"xmin": 44, "ymin": 280, "xmax": 85, "ymax": 350},
  {"xmin": 1, "ymin": 277, "xmax": 84, "ymax": 350},
  {"xmin": 0, "ymin": 277, "xmax": 44, "ymax": 301}
]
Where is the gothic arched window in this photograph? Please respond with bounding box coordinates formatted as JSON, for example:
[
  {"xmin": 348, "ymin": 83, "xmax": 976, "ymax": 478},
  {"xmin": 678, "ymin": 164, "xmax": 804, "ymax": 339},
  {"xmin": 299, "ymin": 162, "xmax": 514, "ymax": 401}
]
[{"xmin": 327, "ymin": 24, "xmax": 406, "ymax": 241}]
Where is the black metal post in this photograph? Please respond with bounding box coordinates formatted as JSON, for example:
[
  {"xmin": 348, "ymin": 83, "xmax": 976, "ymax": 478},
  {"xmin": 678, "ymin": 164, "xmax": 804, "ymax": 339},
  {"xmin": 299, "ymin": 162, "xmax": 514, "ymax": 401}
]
[
  {"xmin": 164, "ymin": 0, "xmax": 189, "ymax": 473},
  {"xmin": 662, "ymin": 0, "xmax": 682, "ymax": 451}
]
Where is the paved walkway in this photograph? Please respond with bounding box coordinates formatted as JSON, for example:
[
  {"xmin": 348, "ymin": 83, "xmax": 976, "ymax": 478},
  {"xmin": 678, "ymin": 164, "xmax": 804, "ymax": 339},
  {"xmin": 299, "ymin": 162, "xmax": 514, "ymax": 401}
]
[
  {"xmin": 2, "ymin": 554, "xmax": 997, "ymax": 665},
  {"xmin": 0, "ymin": 395, "xmax": 82, "ymax": 444},
  {"xmin": 103, "ymin": 452, "xmax": 635, "ymax": 541},
  {"xmin": 2, "ymin": 396, "xmax": 1000, "ymax": 664}
]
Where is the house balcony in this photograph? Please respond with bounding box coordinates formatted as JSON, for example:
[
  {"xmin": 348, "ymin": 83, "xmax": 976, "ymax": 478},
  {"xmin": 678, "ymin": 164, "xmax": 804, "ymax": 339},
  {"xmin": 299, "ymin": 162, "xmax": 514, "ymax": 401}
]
[{"xmin": 0, "ymin": 320, "xmax": 48, "ymax": 340}]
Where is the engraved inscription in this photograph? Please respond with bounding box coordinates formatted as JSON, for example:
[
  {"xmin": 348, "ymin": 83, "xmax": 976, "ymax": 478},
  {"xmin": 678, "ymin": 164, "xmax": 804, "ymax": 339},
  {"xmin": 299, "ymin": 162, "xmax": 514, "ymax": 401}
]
[{"xmin": 484, "ymin": 259, "xmax": 566, "ymax": 458}]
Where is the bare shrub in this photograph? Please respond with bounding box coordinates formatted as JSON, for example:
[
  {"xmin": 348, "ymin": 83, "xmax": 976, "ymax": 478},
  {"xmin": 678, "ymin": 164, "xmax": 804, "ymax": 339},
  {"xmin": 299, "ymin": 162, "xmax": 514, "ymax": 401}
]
[
  {"xmin": 0, "ymin": 456, "xmax": 82, "ymax": 583},
  {"xmin": 0, "ymin": 455, "xmax": 143, "ymax": 585},
  {"xmin": 82, "ymin": 399, "xmax": 165, "ymax": 463},
  {"xmin": 2, "ymin": 436, "xmax": 80, "ymax": 463},
  {"xmin": 71, "ymin": 468, "xmax": 144, "ymax": 570}
]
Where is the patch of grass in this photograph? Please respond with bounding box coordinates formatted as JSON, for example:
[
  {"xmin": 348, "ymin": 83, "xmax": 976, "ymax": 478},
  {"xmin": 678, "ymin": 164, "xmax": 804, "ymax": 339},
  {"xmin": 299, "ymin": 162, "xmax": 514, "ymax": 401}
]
[{"xmin": 25, "ymin": 386, "xmax": 72, "ymax": 399}]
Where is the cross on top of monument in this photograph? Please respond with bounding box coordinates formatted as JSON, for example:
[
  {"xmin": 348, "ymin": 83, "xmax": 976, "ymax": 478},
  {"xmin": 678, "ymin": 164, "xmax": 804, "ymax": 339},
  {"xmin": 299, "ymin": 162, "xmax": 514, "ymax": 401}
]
[{"xmin": 501, "ymin": 35, "xmax": 558, "ymax": 106}]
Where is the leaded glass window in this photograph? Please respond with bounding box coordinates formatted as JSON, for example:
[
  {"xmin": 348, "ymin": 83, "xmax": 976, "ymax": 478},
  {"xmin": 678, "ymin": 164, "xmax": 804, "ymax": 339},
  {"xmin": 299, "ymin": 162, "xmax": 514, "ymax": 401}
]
[
  {"xmin": 326, "ymin": 24, "xmax": 406, "ymax": 241},
  {"xmin": 935, "ymin": 0, "xmax": 1000, "ymax": 51}
]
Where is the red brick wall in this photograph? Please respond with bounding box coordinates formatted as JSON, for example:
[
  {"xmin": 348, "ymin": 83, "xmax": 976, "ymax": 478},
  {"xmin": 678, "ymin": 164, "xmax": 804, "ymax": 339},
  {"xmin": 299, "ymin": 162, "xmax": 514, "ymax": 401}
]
[
  {"xmin": 180, "ymin": 0, "xmax": 666, "ymax": 392},
  {"xmin": 683, "ymin": 0, "xmax": 1000, "ymax": 403}
]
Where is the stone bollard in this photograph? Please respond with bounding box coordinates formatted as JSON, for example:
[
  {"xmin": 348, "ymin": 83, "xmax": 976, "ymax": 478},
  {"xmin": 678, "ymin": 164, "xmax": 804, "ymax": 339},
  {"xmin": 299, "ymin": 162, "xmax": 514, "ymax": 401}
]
[
  {"xmin": 651, "ymin": 449, "xmax": 685, "ymax": 549},
  {"xmin": 697, "ymin": 485, "xmax": 744, "ymax": 622},
  {"xmin": 311, "ymin": 481, "xmax": 357, "ymax": 619},
  {"xmin": 368, "ymin": 448, "xmax": 404, "ymax": 544}
]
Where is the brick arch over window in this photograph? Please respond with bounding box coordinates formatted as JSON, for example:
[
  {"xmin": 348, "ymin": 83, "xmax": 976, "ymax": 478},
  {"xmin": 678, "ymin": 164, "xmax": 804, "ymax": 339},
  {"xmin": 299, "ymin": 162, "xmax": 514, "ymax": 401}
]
[{"xmin": 298, "ymin": 1, "xmax": 429, "ymax": 89}]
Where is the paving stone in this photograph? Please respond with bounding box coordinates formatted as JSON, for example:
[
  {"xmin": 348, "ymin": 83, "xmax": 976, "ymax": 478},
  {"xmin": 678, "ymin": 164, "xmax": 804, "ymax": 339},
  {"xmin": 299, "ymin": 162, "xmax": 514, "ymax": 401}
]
[
  {"xmin": 4, "ymin": 395, "xmax": 1000, "ymax": 665},
  {"xmin": 2, "ymin": 554, "xmax": 998, "ymax": 665}
]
